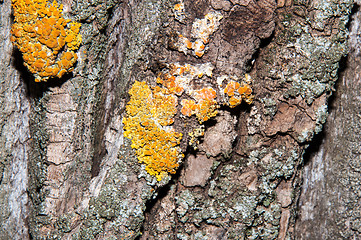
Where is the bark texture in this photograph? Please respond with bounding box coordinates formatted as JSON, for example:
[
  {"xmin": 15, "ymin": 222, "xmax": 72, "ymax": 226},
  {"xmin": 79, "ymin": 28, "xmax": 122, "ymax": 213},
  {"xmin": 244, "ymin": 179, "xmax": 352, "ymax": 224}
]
[
  {"xmin": 295, "ymin": 1, "xmax": 361, "ymax": 238},
  {"xmin": 0, "ymin": 0, "xmax": 30, "ymax": 238},
  {"xmin": 0, "ymin": 0, "xmax": 355, "ymax": 239}
]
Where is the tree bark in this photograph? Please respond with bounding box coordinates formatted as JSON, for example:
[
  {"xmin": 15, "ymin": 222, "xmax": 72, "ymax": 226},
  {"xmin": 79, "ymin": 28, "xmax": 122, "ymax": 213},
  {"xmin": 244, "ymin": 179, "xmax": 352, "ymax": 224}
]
[
  {"xmin": 0, "ymin": 0, "xmax": 30, "ymax": 238},
  {"xmin": 0, "ymin": 0, "xmax": 355, "ymax": 239},
  {"xmin": 295, "ymin": 1, "xmax": 361, "ymax": 238}
]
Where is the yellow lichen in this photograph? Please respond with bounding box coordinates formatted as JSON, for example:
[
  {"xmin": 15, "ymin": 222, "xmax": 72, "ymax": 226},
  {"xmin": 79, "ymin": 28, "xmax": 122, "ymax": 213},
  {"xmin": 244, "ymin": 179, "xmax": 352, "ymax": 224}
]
[
  {"xmin": 122, "ymin": 81, "xmax": 183, "ymax": 181},
  {"xmin": 188, "ymin": 126, "xmax": 205, "ymax": 150},
  {"xmin": 11, "ymin": 0, "xmax": 82, "ymax": 82},
  {"xmin": 123, "ymin": 62, "xmax": 254, "ymax": 181}
]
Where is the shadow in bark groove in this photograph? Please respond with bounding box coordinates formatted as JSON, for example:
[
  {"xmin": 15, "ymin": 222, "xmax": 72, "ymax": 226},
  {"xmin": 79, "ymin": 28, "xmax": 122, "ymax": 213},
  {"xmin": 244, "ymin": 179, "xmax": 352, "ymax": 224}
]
[{"xmin": 246, "ymin": 32, "xmax": 275, "ymax": 72}]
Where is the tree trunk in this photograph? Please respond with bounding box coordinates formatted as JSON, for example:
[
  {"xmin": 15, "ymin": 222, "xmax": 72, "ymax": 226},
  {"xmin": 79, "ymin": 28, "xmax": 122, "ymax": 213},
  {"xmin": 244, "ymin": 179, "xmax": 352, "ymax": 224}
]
[
  {"xmin": 0, "ymin": 0, "xmax": 30, "ymax": 238},
  {"xmin": 295, "ymin": 1, "xmax": 361, "ymax": 238},
  {"xmin": 0, "ymin": 0, "xmax": 354, "ymax": 239}
]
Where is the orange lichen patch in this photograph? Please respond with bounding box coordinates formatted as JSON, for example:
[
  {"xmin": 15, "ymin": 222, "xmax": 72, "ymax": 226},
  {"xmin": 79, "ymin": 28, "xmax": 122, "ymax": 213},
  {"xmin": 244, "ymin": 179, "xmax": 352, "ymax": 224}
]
[
  {"xmin": 180, "ymin": 99, "xmax": 197, "ymax": 117},
  {"xmin": 11, "ymin": 0, "xmax": 82, "ymax": 81},
  {"xmin": 193, "ymin": 40, "xmax": 206, "ymax": 57},
  {"xmin": 224, "ymin": 80, "xmax": 240, "ymax": 97},
  {"xmin": 157, "ymin": 62, "xmax": 214, "ymax": 97},
  {"xmin": 195, "ymin": 87, "xmax": 217, "ymax": 101},
  {"xmin": 223, "ymin": 80, "xmax": 254, "ymax": 107},
  {"xmin": 228, "ymin": 96, "xmax": 242, "ymax": 107},
  {"xmin": 174, "ymin": 3, "xmax": 183, "ymax": 11},
  {"xmin": 181, "ymin": 87, "xmax": 219, "ymax": 123},
  {"xmin": 242, "ymin": 85, "xmax": 254, "ymax": 104},
  {"xmin": 169, "ymin": 63, "xmax": 193, "ymax": 76},
  {"xmin": 194, "ymin": 87, "xmax": 218, "ymax": 122},
  {"xmin": 156, "ymin": 73, "xmax": 184, "ymax": 96},
  {"xmin": 174, "ymin": 1, "xmax": 185, "ymax": 22},
  {"xmin": 194, "ymin": 98, "xmax": 218, "ymax": 123},
  {"xmin": 123, "ymin": 81, "xmax": 183, "ymax": 181}
]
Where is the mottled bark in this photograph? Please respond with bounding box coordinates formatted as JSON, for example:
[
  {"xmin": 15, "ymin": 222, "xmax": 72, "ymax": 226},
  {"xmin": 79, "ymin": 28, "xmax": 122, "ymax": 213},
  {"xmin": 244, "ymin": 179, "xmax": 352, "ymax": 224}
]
[
  {"xmin": 0, "ymin": 0, "xmax": 30, "ymax": 239},
  {"xmin": 295, "ymin": 1, "xmax": 361, "ymax": 239},
  {"xmin": 0, "ymin": 0, "xmax": 355, "ymax": 239}
]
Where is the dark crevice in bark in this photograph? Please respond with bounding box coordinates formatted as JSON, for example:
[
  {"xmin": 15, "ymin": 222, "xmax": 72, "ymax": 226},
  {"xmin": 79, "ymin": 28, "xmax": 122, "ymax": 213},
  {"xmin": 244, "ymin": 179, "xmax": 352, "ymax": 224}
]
[
  {"xmin": 346, "ymin": 3, "xmax": 359, "ymax": 30},
  {"xmin": 299, "ymin": 0, "xmax": 353, "ymax": 167},
  {"xmin": 90, "ymin": 2, "xmax": 126, "ymax": 178},
  {"xmin": 300, "ymin": 129, "xmax": 325, "ymax": 166},
  {"xmin": 247, "ymin": 33, "xmax": 275, "ymax": 72},
  {"xmin": 300, "ymin": 55, "xmax": 347, "ymax": 166},
  {"xmin": 141, "ymin": 179, "xmax": 178, "ymax": 239},
  {"xmin": 143, "ymin": 182, "xmax": 173, "ymax": 215},
  {"xmin": 11, "ymin": 49, "xmax": 33, "ymax": 95}
]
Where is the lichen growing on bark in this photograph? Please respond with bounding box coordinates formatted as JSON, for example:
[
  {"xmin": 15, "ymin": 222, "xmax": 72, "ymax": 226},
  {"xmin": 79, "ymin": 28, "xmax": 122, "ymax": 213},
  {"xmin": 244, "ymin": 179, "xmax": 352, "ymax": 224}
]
[
  {"xmin": 122, "ymin": 5, "xmax": 255, "ymax": 182},
  {"xmin": 122, "ymin": 81, "xmax": 183, "ymax": 181},
  {"xmin": 123, "ymin": 62, "xmax": 253, "ymax": 180},
  {"xmin": 10, "ymin": 0, "xmax": 81, "ymax": 81}
]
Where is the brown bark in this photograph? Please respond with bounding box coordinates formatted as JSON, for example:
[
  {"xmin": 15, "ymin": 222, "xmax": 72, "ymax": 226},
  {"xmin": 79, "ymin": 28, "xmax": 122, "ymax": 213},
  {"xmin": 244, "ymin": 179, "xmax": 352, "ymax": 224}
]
[{"xmin": 0, "ymin": 0, "xmax": 355, "ymax": 239}]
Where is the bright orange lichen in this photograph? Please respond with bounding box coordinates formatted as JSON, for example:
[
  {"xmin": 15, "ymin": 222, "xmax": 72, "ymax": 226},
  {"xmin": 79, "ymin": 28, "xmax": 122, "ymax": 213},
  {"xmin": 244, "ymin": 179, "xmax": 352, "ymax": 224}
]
[
  {"xmin": 180, "ymin": 99, "xmax": 197, "ymax": 117},
  {"xmin": 223, "ymin": 80, "xmax": 254, "ymax": 107},
  {"xmin": 193, "ymin": 88, "xmax": 218, "ymax": 123},
  {"xmin": 181, "ymin": 87, "xmax": 218, "ymax": 123},
  {"xmin": 156, "ymin": 62, "xmax": 213, "ymax": 96},
  {"xmin": 122, "ymin": 81, "xmax": 183, "ymax": 181},
  {"xmin": 156, "ymin": 73, "xmax": 184, "ymax": 96},
  {"xmin": 11, "ymin": 0, "xmax": 82, "ymax": 82},
  {"xmin": 174, "ymin": 3, "xmax": 183, "ymax": 11}
]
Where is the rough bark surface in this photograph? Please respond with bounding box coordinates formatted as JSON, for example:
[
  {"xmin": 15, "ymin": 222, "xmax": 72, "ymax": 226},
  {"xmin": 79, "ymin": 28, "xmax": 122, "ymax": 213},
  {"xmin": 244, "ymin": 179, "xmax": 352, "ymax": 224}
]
[
  {"xmin": 295, "ymin": 1, "xmax": 361, "ymax": 239},
  {"xmin": 0, "ymin": 0, "xmax": 355, "ymax": 239},
  {"xmin": 0, "ymin": 0, "xmax": 30, "ymax": 239},
  {"xmin": 141, "ymin": 0, "xmax": 352, "ymax": 238}
]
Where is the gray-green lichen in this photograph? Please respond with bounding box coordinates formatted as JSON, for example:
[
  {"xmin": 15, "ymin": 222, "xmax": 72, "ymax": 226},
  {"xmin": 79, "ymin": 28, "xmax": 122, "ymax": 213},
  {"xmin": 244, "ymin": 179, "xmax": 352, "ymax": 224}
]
[
  {"xmin": 261, "ymin": 97, "xmax": 277, "ymax": 117},
  {"xmin": 172, "ymin": 156, "xmax": 290, "ymax": 238},
  {"xmin": 28, "ymin": 95, "xmax": 50, "ymax": 238},
  {"xmin": 74, "ymin": 141, "xmax": 149, "ymax": 240},
  {"xmin": 315, "ymin": 104, "xmax": 329, "ymax": 133},
  {"xmin": 281, "ymin": 30, "xmax": 348, "ymax": 104},
  {"xmin": 267, "ymin": 0, "xmax": 353, "ymax": 105}
]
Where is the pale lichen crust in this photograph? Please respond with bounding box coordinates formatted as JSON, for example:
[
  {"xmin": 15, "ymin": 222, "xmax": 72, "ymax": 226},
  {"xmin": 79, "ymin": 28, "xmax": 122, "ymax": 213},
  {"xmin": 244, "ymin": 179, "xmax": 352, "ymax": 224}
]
[
  {"xmin": 173, "ymin": 11, "xmax": 223, "ymax": 57},
  {"xmin": 10, "ymin": 0, "xmax": 82, "ymax": 82},
  {"xmin": 173, "ymin": 1, "xmax": 185, "ymax": 23}
]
